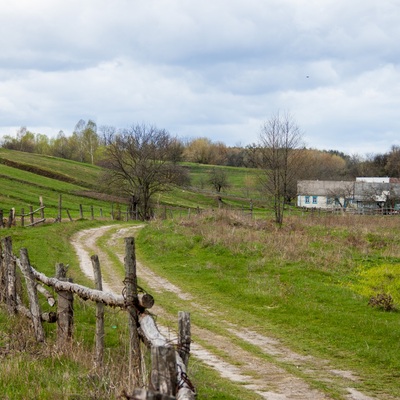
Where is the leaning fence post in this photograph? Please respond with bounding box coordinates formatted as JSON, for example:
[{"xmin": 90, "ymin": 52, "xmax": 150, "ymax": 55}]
[
  {"xmin": 19, "ymin": 248, "xmax": 45, "ymax": 342},
  {"xmin": 91, "ymin": 254, "xmax": 104, "ymax": 367},
  {"xmin": 178, "ymin": 311, "xmax": 191, "ymax": 369},
  {"xmin": 79, "ymin": 204, "xmax": 83, "ymax": 219},
  {"xmin": 56, "ymin": 263, "xmax": 74, "ymax": 347},
  {"xmin": 150, "ymin": 346, "xmax": 177, "ymax": 397},
  {"xmin": 124, "ymin": 237, "xmax": 142, "ymax": 389}
]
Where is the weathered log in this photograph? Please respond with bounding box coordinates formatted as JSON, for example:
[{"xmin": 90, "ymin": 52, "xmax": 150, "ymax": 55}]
[
  {"xmin": 130, "ymin": 388, "xmax": 175, "ymax": 400},
  {"xmin": 29, "ymin": 267, "xmax": 153, "ymax": 308},
  {"xmin": 16, "ymin": 299, "xmax": 57, "ymax": 322},
  {"xmin": 19, "ymin": 248, "xmax": 45, "ymax": 342},
  {"xmin": 36, "ymin": 283, "xmax": 56, "ymax": 306},
  {"xmin": 26, "ymin": 218, "xmax": 46, "ymax": 227},
  {"xmin": 139, "ymin": 314, "xmax": 196, "ymax": 400},
  {"xmin": 31, "ymin": 269, "xmax": 125, "ymax": 306}
]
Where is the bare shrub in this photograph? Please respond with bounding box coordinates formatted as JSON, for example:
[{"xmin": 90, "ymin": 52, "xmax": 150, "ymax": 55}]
[{"xmin": 368, "ymin": 293, "xmax": 396, "ymax": 311}]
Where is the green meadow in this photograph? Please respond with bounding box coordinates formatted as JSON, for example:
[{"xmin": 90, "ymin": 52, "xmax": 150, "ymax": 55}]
[{"xmin": 0, "ymin": 149, "xmax": 399, "ymax": 399}]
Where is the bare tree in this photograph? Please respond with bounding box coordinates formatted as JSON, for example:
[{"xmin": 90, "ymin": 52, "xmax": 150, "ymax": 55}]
[
  {"xmin": 208, "ymin": 167, "xmax": 230, "ymax": 193},
  {"xmin": 102, "ymin": 124, "xmax": 189, "ymax": 220},
  {"xmin": 248, "ymin": 112, "xmax": 304, "ymax": 225}
]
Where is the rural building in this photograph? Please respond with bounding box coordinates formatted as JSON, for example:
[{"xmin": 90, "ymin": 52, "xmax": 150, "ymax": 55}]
[{"xmin": 297, "ymin": 177, "xmax": 400, "ymax": 212}]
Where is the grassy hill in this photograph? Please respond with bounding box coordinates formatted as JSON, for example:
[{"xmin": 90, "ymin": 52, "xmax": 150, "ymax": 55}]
[{"xmin": 0, "ymin": 148, "xmax": 266, "ymax": 220}]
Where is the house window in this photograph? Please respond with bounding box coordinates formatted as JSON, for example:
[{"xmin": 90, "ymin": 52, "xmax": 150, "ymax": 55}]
[
  {"xmin": 312, "ymin": 196, "xmax": 318, "ymax": 204},
  {"xmin": 305, "ymin": 196, "xmax": 310, "ymax": 204}
]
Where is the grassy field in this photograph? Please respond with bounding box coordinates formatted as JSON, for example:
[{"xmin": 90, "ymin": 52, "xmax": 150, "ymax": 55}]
[
  {"xmin": 135, "ymin": 211, "xmax": 400, "ymax": 399},
  {"xmin": 2, "ymin": 149, "xmax": 400, "ymax": 398}
]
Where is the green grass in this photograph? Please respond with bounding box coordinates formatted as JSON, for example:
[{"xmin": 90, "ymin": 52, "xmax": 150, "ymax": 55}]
[
  {"xmin": 3, "ymin": 149, "xmax": 400, "ymax": 398},
  {"xmin": 135, "ymin": 212, "xmax": 400, "ymax": 398}
]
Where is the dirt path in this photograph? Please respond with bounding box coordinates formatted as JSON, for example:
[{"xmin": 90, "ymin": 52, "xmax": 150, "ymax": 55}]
[{"xmin": 71, "ymin": 225, "xmax": 382, "ymax": 400}]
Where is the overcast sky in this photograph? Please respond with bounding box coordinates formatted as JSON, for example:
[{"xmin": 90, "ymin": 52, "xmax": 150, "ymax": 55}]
[{"xmin": 1, "ymin": 0, "xmax": 399, "ymax": 155}]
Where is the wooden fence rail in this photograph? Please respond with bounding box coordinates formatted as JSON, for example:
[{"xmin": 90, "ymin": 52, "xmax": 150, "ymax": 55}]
[{"xmin": 0, "ymin": 236, "xmax": 195, "ymax": 399}]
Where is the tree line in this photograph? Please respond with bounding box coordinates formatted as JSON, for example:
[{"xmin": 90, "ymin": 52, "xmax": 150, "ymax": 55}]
[
  {"xmin": 2, "ymin": 121, "xmax": 400, "ymax": 180},
  {"xmin": 2, "ymin": 117, "xmax": 400, "ymax": 224}
]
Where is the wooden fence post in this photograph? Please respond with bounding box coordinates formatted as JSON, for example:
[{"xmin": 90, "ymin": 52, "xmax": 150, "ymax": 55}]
[
  {"xmin": 19, "ymin": 248, "xmax": 45, "ymax": 342},
  {"xmin": 124, "ymin": 237, "xmax": 142, "ymax": 389},
  {"xmin": 0, "ymin": 209, "xmax": 3, "ymax": 228},
  {"xmin": 150, "ymin": 346, "xmax": 177, "ymax": 397},
  {"xmin": 91, "ymin": 254, "xmax": 104, "ymax": 367},
  {"xmin": 56, "ymin": 263, "xmax": 74, "ymax": 347},
  {"xmin": 7, "ymin": 208, "xmax": 14, "ymax": 228},
  {"xmin": 39, "ymin": 196, "xmax": 45, "ymax": 220},
  {"xmin": 178, "ymin": 311, "xmax": 191, "ymax": 369},
  {"xmin": 21, "ymin": 208, "xmax": 25, "ymax": 227},
  {"xmin": 58, "ymin": 194, "xmax": 62, "ymax": 222},
  {"xmin": 79, "ymin": 204, "xmax": 83, "ymax": 219},
  {"xmin": 91, "ymin": 205, "xmax": 94, "ymax": 220},
  {"xmin": 1, "ymin": 237, "xmax": 16, "ymax": 313},
  {"xmin": 29, "ymin": 205, "xmax": 34, "ymax": 225}
]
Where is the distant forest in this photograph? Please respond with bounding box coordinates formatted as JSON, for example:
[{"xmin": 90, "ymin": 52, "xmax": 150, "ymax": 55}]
[{"xmin": 2, "ymin": 120, "xmax": 400, "ymax": 181}]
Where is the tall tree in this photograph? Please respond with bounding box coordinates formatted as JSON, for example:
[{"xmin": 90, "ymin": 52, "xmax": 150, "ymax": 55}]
[
  {"xmin": 249, "ymin": 112, "xmax": 304, "ymax": 225},
  {"xmin": 102, "ymin": 124, "xmax": 189, "ymax": 220}
]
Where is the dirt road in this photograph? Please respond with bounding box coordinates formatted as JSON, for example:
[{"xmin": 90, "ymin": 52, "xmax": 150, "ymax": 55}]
[{"xmin": 71, "ymin": 224, "xmax": 381, "ymax": 400}]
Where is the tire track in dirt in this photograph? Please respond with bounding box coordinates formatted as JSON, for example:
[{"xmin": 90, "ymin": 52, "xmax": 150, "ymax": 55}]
[{"xmin": 70, "ymin": 225, "xmax": 383, "ymax": 400}]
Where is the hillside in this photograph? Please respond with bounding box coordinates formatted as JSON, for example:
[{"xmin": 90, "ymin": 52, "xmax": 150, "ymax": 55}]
[{"xmin": 0, "ymin": 148, "xmax": 265, "ymax": 220}]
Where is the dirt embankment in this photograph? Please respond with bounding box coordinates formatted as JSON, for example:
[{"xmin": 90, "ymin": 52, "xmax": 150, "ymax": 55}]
[{"xmin": 71, "ymin": 225, "xmax": 383, "ymax": 400}]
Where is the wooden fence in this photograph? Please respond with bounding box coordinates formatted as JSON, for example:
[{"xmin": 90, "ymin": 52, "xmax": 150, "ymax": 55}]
[
  {"xmin": 0, "ymin": 195, "xmax": 139, "ymax": 228},
  {"xmin": 1, "ymin": 193, "xmax": 256, "ymax": 230},
  {"xmin": 0, "ymin": 236, "xmax": 195, "ymax": 399}
]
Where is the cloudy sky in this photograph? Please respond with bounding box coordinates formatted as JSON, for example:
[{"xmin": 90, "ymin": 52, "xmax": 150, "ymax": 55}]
[{"xmin": 1, "ymin": 0, "xmax": 399, "ymax": 155}]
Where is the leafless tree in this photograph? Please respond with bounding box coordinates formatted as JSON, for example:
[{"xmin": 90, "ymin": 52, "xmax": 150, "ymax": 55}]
[
  {"xmin": 208, "ymin": 167, "xmax": 230, "ymax": 193},
  {"xmin": 248, "ymin": 112, "xmax": 304, "ymax": 225},
  {"xmin": 102, "ymin": 124, "xmax": 189, "ymax": 220}
]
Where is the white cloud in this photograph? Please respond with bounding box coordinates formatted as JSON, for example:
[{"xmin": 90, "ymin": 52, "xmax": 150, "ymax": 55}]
[{"xmin": 1, "ymin": 0, "xmax": 400, "ymax": 154}]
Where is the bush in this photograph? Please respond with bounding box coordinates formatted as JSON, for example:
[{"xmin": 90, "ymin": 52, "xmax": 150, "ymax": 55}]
[{"xmin": 368, "ymin": 293, "xmax": 396, "ymax": 311}]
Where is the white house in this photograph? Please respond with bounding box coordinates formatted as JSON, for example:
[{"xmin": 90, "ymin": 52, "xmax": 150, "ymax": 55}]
[
  {"xmin": 297, "ymin": 178, "xmax": 400, "ymax": 210},
  {"xmin": 297, "ymin": 180, "xmax": 355, "ymax": 209}
]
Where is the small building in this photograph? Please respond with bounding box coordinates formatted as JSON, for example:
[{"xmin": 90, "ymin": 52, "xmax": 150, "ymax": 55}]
[
  {"xmin": 297, "ymin": 180, "xmax": 355, "ymax": 209},
  {"xmin": 297, "ymin": 178, "xmax": 400, "ymax": 211}
]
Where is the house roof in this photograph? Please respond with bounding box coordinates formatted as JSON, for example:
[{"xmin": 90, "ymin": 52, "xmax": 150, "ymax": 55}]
[
  {"xmin": 297, "ymin": 180, "xmax": 354, "ymax": 196},
  {"xmin": 298, "ymin": 179, "xmax": 400, "ymax": 199}
]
